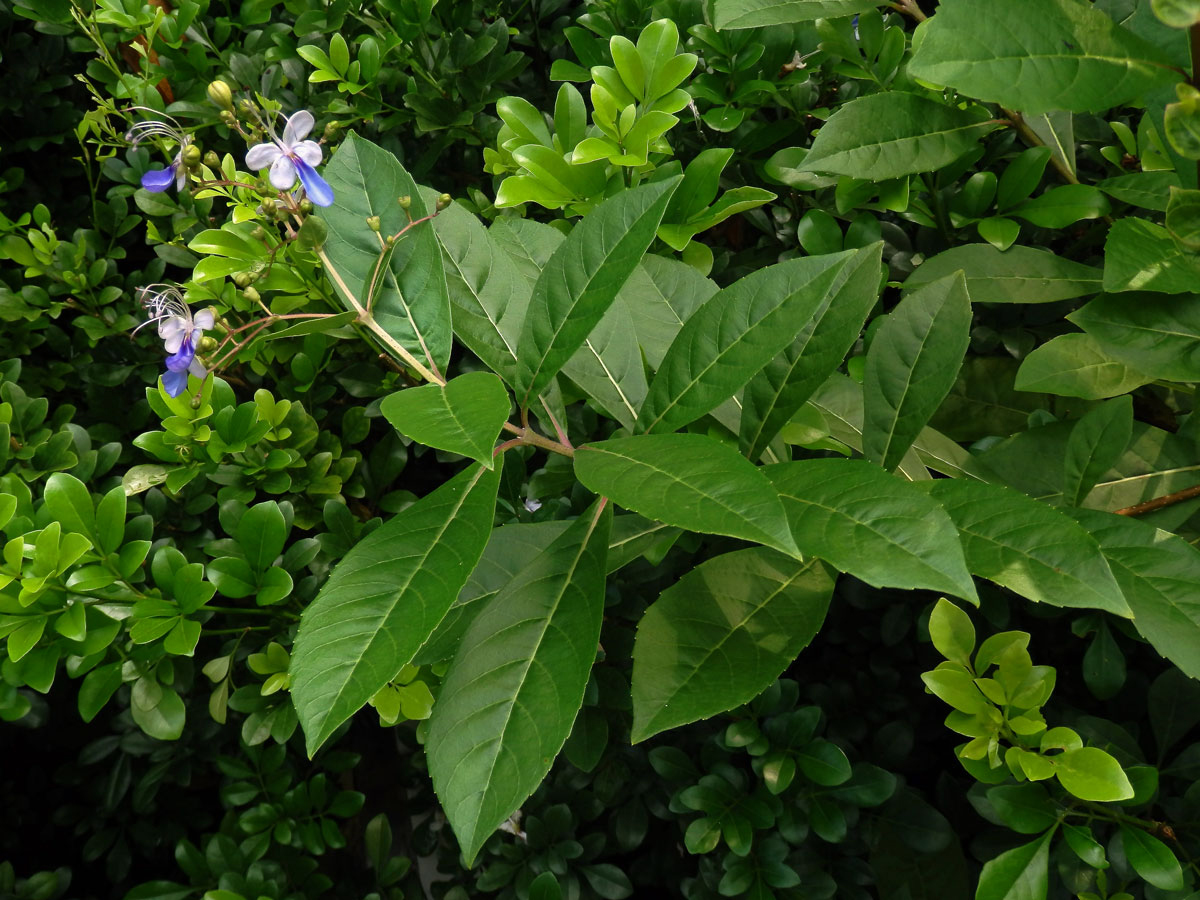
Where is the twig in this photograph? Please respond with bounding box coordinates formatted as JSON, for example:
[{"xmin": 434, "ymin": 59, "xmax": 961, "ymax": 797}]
[{"xmin": 1115, "ymin": 484, "xmax": 1200, "ymax": 517}]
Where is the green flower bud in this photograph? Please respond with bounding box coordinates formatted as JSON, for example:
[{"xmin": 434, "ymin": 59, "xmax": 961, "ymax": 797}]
[
  {"xmin": 436, "ymin": 192, "xmax": 452, "ymax": 211},
  {"xmin": 206, "ymin": 80, "xmax": 234, "ymax": 111},
  {"xmin": 190, "ymin": 395, "xmax": 203, "ymax": 409},
  {"xmin": 243, "ymin": 286, "xmax": 261, "ymax": 303},
  {"xmin": 299, "ymin": 199, "xmax": 314, "ymax": 214},
  {"xmin": 252, "ymin": 226, "xmax": 267, "ymax": 240},
  {"xmin": 397, "ymin": 195, "xmax": 412, "ymax": 210},
  {"xmin": 366, "ymin": 215, "xmax": 381, "ymax": 232},
  {"xmin": 198, "ymin": 335, "xmax": 218, "ymax": 352},
  {"xmin": 237, "ymin": 98, "xmax": 257, "ymax": 116},
  {"xmin": 203, "ymin": 150, "xmax": 220, "ymax": 168},
  {"xmin": 323, "ymin": 120, "xmax": 341, "ymax": 141},
  {"xmin": 182, "ymin": 144, "xmax": 202, "ymax": 167},
  {"xmin": 233, "ymin": 272, "xmax": 254, "ymax": 289},
  {"xmin": 219, "ymin": 110, "xmax": 237, "ymax": 127}
]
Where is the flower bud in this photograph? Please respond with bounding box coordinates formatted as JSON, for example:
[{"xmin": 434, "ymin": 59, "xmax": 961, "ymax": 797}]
[
  {"xmin": 397, "ymin": 195, "xmax": 411, "ymax": 210},
  {"xmin": 190, "ymin": 395, "xmax": 203, "ymax": 409},
  {"xmin": 203, "ymin": 151, "xmax": 220, "ymax": 168},
  {"xmin": 233, "ymin": 272, "xmax": 254, "ymax": 288},
  {"xmin": 366, "ymin": 215, "xmax": 381, "ymax": 232},
  {"xmin": 243, "ymin": 286, "xmax": 261, "ymax": 303},
  {"xmin": 237, "ymin": 98, "xmax": 257, "ymax": 116},
  {"xmin": 199, "ymin": 335, "xmax": 218, "ymax": 352},
  {"xmin": 252, "ymin": 226, "xmax": 267, "ymax": 240},
  {"xmin": 219, "ymin": 110, "xmax": 237, "ymax": 127},
  {"xmin": 323, "ymin": 120, "xmax": 341, "ymax": 141},
  {"xmin": 436, "ymin": 192, "xmax": 452, "ymax": 211},
  {"xmin": 207, "ymin": 80, "xmax": 234, "ymax": 111},
  {"xmin": 182, "ymin": 144, "xmax": 202, "ymax": 167},
  {"xmin": 299, "ymin": 199, "xmax": 313, "ymax": 214}
]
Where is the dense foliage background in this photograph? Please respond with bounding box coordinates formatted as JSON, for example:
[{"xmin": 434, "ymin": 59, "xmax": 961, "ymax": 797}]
[{"xmin": 5, "ymin": 1, "xmax": 1200, "ymax": 899}]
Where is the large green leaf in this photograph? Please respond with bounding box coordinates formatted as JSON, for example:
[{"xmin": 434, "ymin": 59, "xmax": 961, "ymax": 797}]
[
  {"xmin": 433, "ymin": 201, "xmax": 529, "ymax": 382},
  {"xmin": 904, "ymin": 244, "xmax": 1102, "ymax": 303},
  {"xmin": 713, "ymin": 0, "xmax": 885, "ymax": 28},
  {"xmin": 512, "ymin": 178, "xmax": 680, "ymax": 407},
  {"xmin": 561, "ymin": 291, "xmax": 648, "ymax": 430},
  {"xmin": 573, "ymin": 433, "xmax": 798, "ymax": 556},
  {"xmin": 766, "ymin": 459, "xmax": 978, "ymax": 603},
  {"xmin": 863, "ymin": 273, "xmax": 971, "ymax": 472},
  {"xmin": 626, "ymin": 255, "xmax": 718, "ymax": 369},
  {"xmin": 1102, "ymin": 217, "xmax": 1200, "ymax": 294},
  {"xmin": 929, "ymin": 357, "xmax": 1051, "ymax": 443},
  {"xmin": 1069, "ymin": 291, "xmax": 1200, "ymax": 382},
  {"xmin": 1071, "ymin": 508, "xmax": 1200, "ymax": 679},
  {"xmin": 631, "ymin": 548, "xmax": 834, "ymax": 742},
  {"xmin": 639, "ymin": 251, "xmax": 855, "ymax": 434},
  {"xmin": 800, "ymin": 93, "xmax": 997, "ymax": 180},
  {"xmin": 291, "ymin": 463, "xmax": 501, "ymax": 755},
  {"xmin": 1063, "ymin": 397, "xmax": 1133, "ymax": 508},
  {"xmin": 924, "ymin": 479, "xmax": 1129, "ymax": 616},
  {"xmin": 1014, "ymin": 333, "xmax": 1153, "ymax": 399},
  {"xmin": 380, "ymin": 372, "xmax": 511, "ymax": 468},
  {"xmin": 320, "ymin": 133, "xmax": 451, "ymax": 375},
  {"xmin": 427, "ymin": 500, "xmax": 611, "ymax": 864},
  {"xmin": 908, "ymin": 0, "xmax": 1180, "ymax": 115},
  {"xmin": 740, "ymin": 244, "xmax": 882, "ymax": 460}
]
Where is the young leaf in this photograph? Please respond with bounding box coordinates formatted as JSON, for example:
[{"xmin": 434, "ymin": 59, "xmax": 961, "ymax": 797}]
[
  {"xmin": 512, "ymin": 177, "xmax": 680, "ymax": 407},
  {"xmin": 974, "ymin": 829, "xmax": 1053, "ymax": 900},
  {"xmin": 380, "ymin": 372, "xmax": 511, "ymax": 468},
  {"xmin": 427, "ymin": 500, "xmax": 611, "ymax": 864},
  {"xmin": 925, "ymin": 480, "xmax": 1129, "ymax": 617},
  {"xmin": 631, "ymin": 547, "xmax": 834, "ymax": 741},
  {"xmin": 766, "ymin": 459, "xmax": 977, "ymax": 603},
  {"xmin": 573, "ymin": 434, "xmax": 798, "ymax": 556},
  {"xmin": 863, "ymin": 272, "xmax": 971, "ymax": 472},
  {"xmin": 740, "ymin": 244, "xmax": 882, "ymax": 460},
  {"xmin": 904, "ymin": 244, "xmax": 1102, "ymax": 304},
  {"xmin": 801, "ymin": 93, "xmax": 997, "ymax": 180},
  {"xmin": 908, "ymin": 0, "xmax": 1179, "ymax": 115},
  {"xmin": 639, "ymin": 250, "xmax": 855, "ymax": 434},
  {"xmin": 1057, "ymin": 748, "xmax": 1134, "ymax": 802},
  {"xmin": 1062, "ymin": 396, "xmax": 1133, "ymax": 507},
  {"xmin": 928, "ymin": 598, "xmax": 976, "ymax": 666},
  {"xmin": 319, "ymin": 133, "xmax": 451, "ymax": 375},
  {"xmin": 291, "ymin": 463, "xmax": 501, "ymax": 756}
]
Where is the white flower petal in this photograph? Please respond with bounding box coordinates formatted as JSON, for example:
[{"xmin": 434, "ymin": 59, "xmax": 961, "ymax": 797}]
[
  {"xmin": 292, "ymin": 140, "xmax": 323, "ymax": 167},
  {"xmin": 246, "ymin": 142, "xmax": 282, "ymax": 171},
  {"xmin": 188, "ymin": 358, "xmax": 208, "ymax": 378},
  {"xmin": 193, "ymin": 309, "xmax": 215, "ymax": 330},
  {"xmin": 158, "ymin": 317, "xmax": 185, "ymax": 341},
  {"xmin": 164, "ymin": 331, "xmax": 185, "ymax": 353},
  {"xmin": 269, "ymin": 154, "xmax": 298, "ymax": 190},
  {"xmin": 283, "ymin": 110, "xmax": 315, "ymax": 145}
]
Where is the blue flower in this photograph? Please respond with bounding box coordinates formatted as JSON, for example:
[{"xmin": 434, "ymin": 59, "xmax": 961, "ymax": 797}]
[
  {"xmin": 126, "ymin": 111, "xmax": 190, "ymax": 193},
  {"xmin": 136, "ymin": 285, "xmax": 214, "ymax": 397},
  {"xmin": 245, "ymin": 110, "xmax": 334, "ymax": 207}
]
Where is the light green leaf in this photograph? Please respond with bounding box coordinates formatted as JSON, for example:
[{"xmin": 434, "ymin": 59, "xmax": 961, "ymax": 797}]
[
  {"xmin": 863, "ymin": 272, "xmax": 971, "ymax": 472},
  {"xmin": 1057, "ymin": 747, "xmax": 1134, "ymax": 802},
  {"xmin": 1152, "ymin": 0, "xmax": 1200, "ymax": 27},
  {"xmin": 380, "ymin": 372, "xmax": 511, "ymax": 468},
  {"xmin": 639, "ymin": 251, "xmax": 856, "ymax": 434},
  {"xmin": 573, "ymin": 434, "xmax": 798, "ymax": 556},
  {"xmin": 320, "ymin": 133, "xmax": 451, "ymax": 375},
  {"xmin": 766, "ymin": 459, "xmax": 977, "ymax": 602},
  {"xmin": 631, "ymin": 547, "xmax": 833, "ymax": 741},
  {"xmin": 801, "ymin": 93, "xmax": 997, "ymax": 180},
  {"xmin": 908, "ymin": 0, "xmax": 1180, "ymax": 115},
  {"xmin": 513, "ymin": 177, "xmax": 680, "ymax": 407},
  {"xmin": 713, "ymin": 0, "xmax": 886, "ymax": 28},
  {"xmin": 924, "ymin": 479, "xmax": 1129, "ymax": 616},
  {"xmin": 1102, "ymin": 217, "xmax": 1200, "ymax": 294},
  {"xmin": 291, "ymin": 464, "xmax": 501, "ymax": 755},
  {"xmin": 1069, "ymin": 290, "xmax": 1200, "ymax": 382},
  {"xmin": 904, "ymin": 244, "xmax": 1102, "ymax": 304},
  {"xmin": 427, "ymin": 500, "xmax": 611, "ymax": 864},
  {"xmin": 740, "ymin": 244, "xmax": 882, "ymax": 460},
  {"xmin": 1063, "ymin": 396, "xmax": 1133, "ymax": 507},
  {"xmin": 1008, "ymin": 185, "xmax": 1110, "ymax": 228},
  {"xmin": 42, "ymin": 472, "xmax": 96, "ymax": 544},
  {"xmin": 1014, "ymin": 332, "xmax": 1152, "ymax": 399},
  {"xmin": 974, "ymin": 830, "xmax": 1053, "ymax": 900},
  {"xmin": 1071, "ymin": 508, "xmax": 1200, "ymax": 679},
  {"xmin": 929, "ymin": 598, "xmax": 977, "ymax": 666}
]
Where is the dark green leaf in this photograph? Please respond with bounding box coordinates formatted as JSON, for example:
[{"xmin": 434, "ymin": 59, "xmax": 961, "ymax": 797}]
[
  {"xmin": 1120, "ymin": 824, "xmax": 1183, "ymax": 890},
  {"xmin": 1015, "ymin": 332, "xmax": 1153, "ymax": 399},
  {"xmin": 1069, "ymin": 290, "xmax": 1200, "ymax": 382},
  {"xmin": 713, "ymin": 0, "xmax": 885, "ymax": 28},
  {"xmin": 1063, "ymin": 397, "xmax": 1133, "ymax": 507},
  {"xmin": 974, "ymin": 830, "xmax": 1052, "ymax": 900},
  {"xmin": 904, "ymin": 244, "xmax": 1102, "ymax": 303},
  {"xmin": 380, "ymin": 371, "xmax": 511, "ymax": 468}
]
